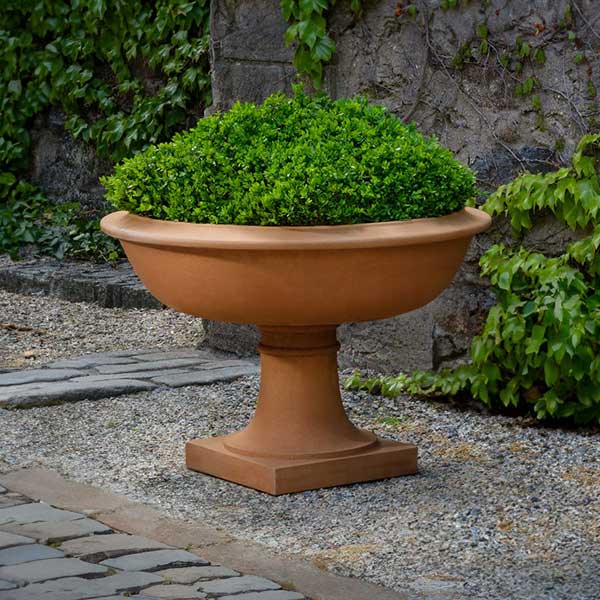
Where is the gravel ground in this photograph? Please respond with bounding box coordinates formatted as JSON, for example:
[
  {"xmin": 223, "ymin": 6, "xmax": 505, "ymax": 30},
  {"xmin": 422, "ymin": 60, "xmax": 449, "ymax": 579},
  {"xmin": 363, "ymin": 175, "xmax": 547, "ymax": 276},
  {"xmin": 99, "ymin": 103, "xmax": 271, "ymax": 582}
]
[
  {"xmin": 1, "ymin": 288, "xmax": 598, "ymax": 599},
  {"xmin": 0, "ymin": 377, "xmax": 598, "ymax": 600},
  {"xmin": 0, "ymin": 289, "xmax": 201, "ymax": 369}
]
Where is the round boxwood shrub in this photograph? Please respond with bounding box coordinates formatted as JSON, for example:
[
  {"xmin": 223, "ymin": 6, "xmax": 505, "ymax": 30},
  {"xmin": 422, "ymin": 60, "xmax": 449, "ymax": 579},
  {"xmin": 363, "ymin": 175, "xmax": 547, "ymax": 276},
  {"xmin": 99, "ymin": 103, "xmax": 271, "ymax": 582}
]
[{"xmin": 102, "ymin": 88, "xmax": 475, "ymax": 226}]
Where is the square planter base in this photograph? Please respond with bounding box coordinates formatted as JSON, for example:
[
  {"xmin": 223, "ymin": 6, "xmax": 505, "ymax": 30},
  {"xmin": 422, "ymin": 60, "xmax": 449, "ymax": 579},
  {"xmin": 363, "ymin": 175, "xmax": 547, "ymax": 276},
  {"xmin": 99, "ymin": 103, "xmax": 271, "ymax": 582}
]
[{"xmin": 185, "ymin": 437, "xmax": 418, "ymax": 495}]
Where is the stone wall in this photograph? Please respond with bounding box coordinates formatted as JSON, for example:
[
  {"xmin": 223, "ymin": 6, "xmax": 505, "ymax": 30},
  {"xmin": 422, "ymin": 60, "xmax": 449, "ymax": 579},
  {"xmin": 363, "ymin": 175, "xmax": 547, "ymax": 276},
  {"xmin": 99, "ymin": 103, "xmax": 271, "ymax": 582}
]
[
  {"xmin": 30, "ymin": 110, "xmax": 112, "ymax": 212},
  {"xmin": 23, "ymin": 0, "xmax": 598, "ymax": 373},
  {"xmin": 205, "ymin": 0, "xmax": 597, "ymax": 372}
]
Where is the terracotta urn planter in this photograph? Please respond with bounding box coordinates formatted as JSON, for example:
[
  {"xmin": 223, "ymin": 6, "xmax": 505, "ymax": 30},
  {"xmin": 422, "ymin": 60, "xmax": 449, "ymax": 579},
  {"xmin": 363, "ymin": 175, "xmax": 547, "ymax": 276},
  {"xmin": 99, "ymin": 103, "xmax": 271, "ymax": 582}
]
[{"xmin": 101, "ymin": 206, "xmax": 491, "ymax": 494}]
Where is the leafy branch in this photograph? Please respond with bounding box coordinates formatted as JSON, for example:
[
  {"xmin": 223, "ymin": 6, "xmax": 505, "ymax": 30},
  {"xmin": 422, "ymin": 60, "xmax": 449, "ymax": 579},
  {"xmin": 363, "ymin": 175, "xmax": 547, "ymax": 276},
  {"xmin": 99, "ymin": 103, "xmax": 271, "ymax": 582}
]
[
  {"xmin": 347, "ymin": 134, "xmax": 600, "ymax": 425},
  {"xmin": 281, "ymin": 0, "xmax": 361, "ymax": 88}
]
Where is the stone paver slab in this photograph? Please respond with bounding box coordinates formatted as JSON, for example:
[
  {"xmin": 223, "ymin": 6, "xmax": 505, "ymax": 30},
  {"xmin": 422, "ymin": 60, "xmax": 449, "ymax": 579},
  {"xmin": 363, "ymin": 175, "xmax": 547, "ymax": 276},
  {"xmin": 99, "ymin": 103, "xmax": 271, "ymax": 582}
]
[
  {"xmin": 0, "ymin": 580, "xmax": 16, "ymax": 591},
  {"xmin": 219, "ymin": 593, "xmax": 305, "ymax": 600},
  {"xmin": 96, "ymin": 597, "xmax": 156, "ymax": 600},
  {"xmin": 198, "ymin": 360, "xmax": 257, "ymax": 370},
  {"xmin": 97, "ymin": 597, "xmax": 156, "ymax": 600},
  {"xmin": 0, "ymin": 369, "xmax": 82, "ymax": 387},
  {"xmin": 93, "ymin": 571, "xmax": 165, "ymax": 595},
  {"xmin": 0, "ymin": 518, "xmax": 111, "ymax": 543},
  {"xmin": 69, "ymin": 369, "xmax": 191, "ymax": 383},
  {"xmin": 0, "ymin": 379, "xmax": 156, "ymax": 408},
  {"xmin": 137, "ymin": 351, "xmax": 212, "ymax": 362},
  {"xmin": 0, "ymin": 497, "xmax": 28, "ymax": 510},
  {"xmin": 96, "ymin": 358, "xmax": 208, "ymax": 374},
  {"xmin": 0, "ymin": 571, "xmax": 162, "ymax": 600},
  {"xmin": 0, "ymin": 557, "xmax": 108, "ymax": 584},
  {"xmin": 0, "ymin": 488, "xmax": 5, "ymax": 495},
  {"xmin": 101, "ymin": 549, "xmax": 208, "ymax": 572},
  {"xmin": 47, "ymin": 356, "xmax": 138, "ymax": 369},
  {"xmin": 0, "ymin": 532, "xmax": 34, "ymax": 550},
  {"xmin": 197, "ymin": 575, "xmax": 280, "ymax": 595},
  {"xmin": 158, "ymin": 566, "xmax": 239, "ymax": 584},
  {"xmin": 61, "ymin": 533, "xmax": 172, "ymax": 562},
  {"xmin": 142, "ymin": 584, "xmax": 207, "ymax": 598},
  {"xmin": 0, "ymin": 503, "xmax": 84, "ymax": 526},
  {"xmin": 0, "ymin": 543, "xmax": 63, "ymax": 566},
  {"xmin": 152, "ymin": 365, "xmax": 258, "ymax": 387}
]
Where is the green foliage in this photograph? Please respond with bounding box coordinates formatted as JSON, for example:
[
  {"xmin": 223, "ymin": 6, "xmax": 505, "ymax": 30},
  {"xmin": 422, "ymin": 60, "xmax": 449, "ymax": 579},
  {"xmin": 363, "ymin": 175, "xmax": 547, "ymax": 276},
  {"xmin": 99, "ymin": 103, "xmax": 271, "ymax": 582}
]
[
  {"xmin": 346, "ymin": 134, "xmax": 600, "ymax": 425},
  {"xmin": 103, "ymin": 88, "xmax": 475, "ymax": 226},
  {"xmin": 280, "ymin": 0, "xmax": 362, "ymax": 88},
  {"xmin": 0, "ymin": 176, "xmax": 121, "ymax": 262},
  {"xmin": 0, "ymin": 0, "xmax": 210, "ymax": 260}
]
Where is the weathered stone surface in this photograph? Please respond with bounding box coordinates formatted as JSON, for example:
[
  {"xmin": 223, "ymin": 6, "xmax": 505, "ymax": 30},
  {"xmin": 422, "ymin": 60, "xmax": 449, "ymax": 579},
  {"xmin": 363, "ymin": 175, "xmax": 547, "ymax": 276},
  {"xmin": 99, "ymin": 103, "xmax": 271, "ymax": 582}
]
[
  {"xmin": 142, "ymin": 584, "xmax": 207, "ymax": 598},
  {"xmin": 60, "ymin": 533, "xmax": 172, "ymax": 562},
  {"xmin": 30, "ymin": 109, "xmax": 110, "ymax": 211},
  {"xmin": 101, "ymin": 549, "xmax": 208, "ymax": 572},
  {"xmin": 157, "ymin": 565, "xmax": 239, "ymax": 584},
  {"xmin": 96, "ymin": 597, "xmax": 156, "ymax": 600},
  {"xmin": 0, "ymin": 369, "xmax": 82, "ymax": 386},
  {"xmin": 152, "ymin": 365, "xmax": 258, "ymax": 387},
  {"xmin": 202, "ymin": 322, "xmax": 260, "ymax": 357},
  {"xmin": 338, "ymin": 310, "xmax": 435, "ymax": 373},
  {"xmin": 0, "ymin": 543, "xmax": 63, "ymax": 566},
  {"xmin": 0, "ymin": 532, "xmax": 34, "ymax": 550},
  {"xmin": 95, "ymin": 358, "xmax": 208, "ymax": 375},
  {"xmin": 197, "ymin": 575, "xmax": 280, "ymax": 595},
  {"xmin": 0, "ymin": 557, "xmax": 108, "ymax": 584},
  {"xmin": 0, "ymin": 503, "xmax": 84, "ymax": 526},
  {"xmin": 209, "ymin": 0, "xmax": 294, "ymax": 113},
  {"xmin": 219, "ymin": 593, "xmax": 305, "ymax": 600},
  {"xmin": 0, "ymin": 487, "xmax": 5, "ymax": 495},
  {"xmin": 90, "ymin": 571, "xmax": 165, "ymax": 595},
  {"xmin": 136, "ymin": 351, "xmax": 212, "ymax": 362},
  {"xmin": 0, "ymin": 257, "xmax": 161, "ymax": 310},
  {"xmin": 0, "ymin": 579, "xmax": 16, "ymax": 590},
  {"xmin": 205, "ymin": 0, "xmax": 598, "ymax": 372},
  {"xmin": 0, "ymin": 349, "xmax": 260, "ymax": 408},
  {"xmin": 203, "ymin": 315, "xmax": 434, "ymax": 374},
  {"xmin": 0, "ymin": 518, "xmax": 111, "ymax": 543},
  {"xmin": 47, "ymin": 356, "xmax": 137, "ymax": 369},
  {"xmin": 0, "ymin": 572, "xmax": 162, "ymax": 600},
  {"xmin": 0, "ymin": 378, "xmax": 157, "ymax": 408},
  {"xmin": 0, "ymin": 497, "xmax": 29, "ymax": 510},
  {"xmin": 68, "ymin": 370, "xmax": 191, "ymax": 383}
]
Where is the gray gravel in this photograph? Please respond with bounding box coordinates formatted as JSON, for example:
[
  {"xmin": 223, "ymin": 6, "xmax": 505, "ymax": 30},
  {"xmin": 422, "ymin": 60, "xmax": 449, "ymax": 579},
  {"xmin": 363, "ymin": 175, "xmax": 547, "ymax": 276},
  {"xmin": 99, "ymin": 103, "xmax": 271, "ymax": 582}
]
[
  {"xmin": 0, "ymin": 376, "xmax": 598, "ymax": 600},
  {"xmin": 0, "ymin": 290, "xmax": 201, "ymax": 369}
]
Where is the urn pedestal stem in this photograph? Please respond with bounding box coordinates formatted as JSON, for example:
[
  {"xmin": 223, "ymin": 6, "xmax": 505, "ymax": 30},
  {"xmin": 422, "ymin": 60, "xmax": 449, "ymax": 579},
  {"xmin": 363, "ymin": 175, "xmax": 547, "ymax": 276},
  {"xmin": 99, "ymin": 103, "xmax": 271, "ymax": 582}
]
[{"xmin": 186, "ymin": 325, "xmax": 418, "ymax": 495}]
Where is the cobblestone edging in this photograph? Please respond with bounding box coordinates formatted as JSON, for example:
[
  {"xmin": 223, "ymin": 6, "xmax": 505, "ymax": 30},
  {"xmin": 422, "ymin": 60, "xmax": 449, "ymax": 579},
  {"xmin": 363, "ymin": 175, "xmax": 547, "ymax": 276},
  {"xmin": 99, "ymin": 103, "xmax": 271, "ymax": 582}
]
[
  {"xmin": 0, "ymin": 256, "xmax": 160, "ymax": 310},
  {"xmin": 0, "ymin": 485, "xmax": 307, "ymax": 600},
  {"xmin": 0, "ymin": 349, "xmax": 258, "ymax": 409}
]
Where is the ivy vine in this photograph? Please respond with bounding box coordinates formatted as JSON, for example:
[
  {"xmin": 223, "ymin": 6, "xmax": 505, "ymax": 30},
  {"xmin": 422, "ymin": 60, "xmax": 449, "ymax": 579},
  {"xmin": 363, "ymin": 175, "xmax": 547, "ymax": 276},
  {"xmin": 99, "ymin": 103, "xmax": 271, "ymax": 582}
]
[
  {"xmin": 282, "ymin": 1, "xmax": 598, "ymax": 140},
  {"xmin": 346, "ymin": 133, "xmax": 600, "ymax": 425},
  {"xmin": 281, "ymin": 0, "xmax": 361, "ymax": 88},
  {"xmin": 0, "ymin": 0, "xmax": 211, "ymax": 260}
]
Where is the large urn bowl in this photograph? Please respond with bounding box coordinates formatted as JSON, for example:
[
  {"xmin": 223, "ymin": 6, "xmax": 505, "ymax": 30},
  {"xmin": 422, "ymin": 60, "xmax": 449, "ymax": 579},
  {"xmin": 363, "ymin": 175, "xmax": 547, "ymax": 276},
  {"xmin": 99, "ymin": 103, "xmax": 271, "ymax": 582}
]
[{"xmin": 101, "ymin": 207, "xmax": 491, "ymax": 494}]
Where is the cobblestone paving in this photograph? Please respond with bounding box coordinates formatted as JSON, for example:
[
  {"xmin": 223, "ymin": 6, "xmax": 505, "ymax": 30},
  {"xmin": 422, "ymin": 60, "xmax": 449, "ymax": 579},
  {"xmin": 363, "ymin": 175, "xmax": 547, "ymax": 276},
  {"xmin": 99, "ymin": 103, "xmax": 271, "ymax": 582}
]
[
  {"xmin": 0, "ymin": 349, "xmax": 258, "ymax": 408},
  {"xmin": 0, "ymin": 486, "xmax": 307, "ymax": 600}
]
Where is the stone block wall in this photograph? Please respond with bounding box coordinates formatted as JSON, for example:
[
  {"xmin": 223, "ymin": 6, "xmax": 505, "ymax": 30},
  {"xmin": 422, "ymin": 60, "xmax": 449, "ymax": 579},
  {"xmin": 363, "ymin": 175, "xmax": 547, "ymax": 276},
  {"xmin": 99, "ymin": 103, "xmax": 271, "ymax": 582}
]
[
  {"xmin": 22, "ymin": 0, "xmax": 598, "ymax": 373},
  {"xmin": 204, "ymin": 0, "xmax": 597, "ymax": 372}
]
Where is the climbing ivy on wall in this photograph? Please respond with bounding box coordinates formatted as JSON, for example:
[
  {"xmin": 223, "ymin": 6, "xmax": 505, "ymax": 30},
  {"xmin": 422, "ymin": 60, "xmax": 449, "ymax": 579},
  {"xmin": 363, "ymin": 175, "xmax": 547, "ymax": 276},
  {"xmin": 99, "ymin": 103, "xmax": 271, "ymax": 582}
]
[
  {"xmin": 346, "ymin": 134, "xmax": 600, "ymax": 425},
  {"xmin": 281, "ymin": 0, "xmax": 361, "ymax": 88},
  {"xmin": 0, "ymin": 0, "xmax": 210, "ymax": 259},
  {"xmin": 282, "ymin": 0, "xmax": 598, "ymax": 138}
]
